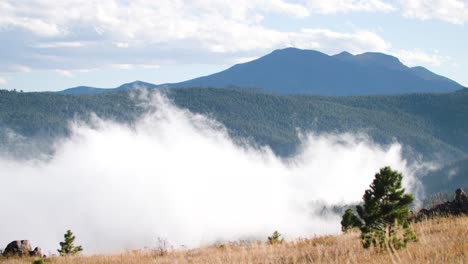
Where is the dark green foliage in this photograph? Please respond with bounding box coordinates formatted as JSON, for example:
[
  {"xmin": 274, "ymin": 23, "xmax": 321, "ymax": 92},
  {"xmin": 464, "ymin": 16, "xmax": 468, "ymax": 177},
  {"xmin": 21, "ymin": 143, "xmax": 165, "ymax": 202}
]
[
  {"xmin": 268, "ymin": 231, "xmax": 284, "ymax": 245},
  {"xmin": 32, "ymin": 258, "xmax": 44, "ymax": 264},
  {"xmin": 356, "ymin": 167, "xmax": 416, "ymax": 250},
  {"xmin": 58, "ymin": 230, "xmax": 83, "ymax": 256},
  {"xmin": 169, "ymin": 88, "xmax": 468, "ymax": 161},
  {"xmin": 1, "ymin": 88, "xmax": 468, "ymax": 180},
  {"xmin": 341, "ymin": 208, "xmax": 362, "ymax": 232}
]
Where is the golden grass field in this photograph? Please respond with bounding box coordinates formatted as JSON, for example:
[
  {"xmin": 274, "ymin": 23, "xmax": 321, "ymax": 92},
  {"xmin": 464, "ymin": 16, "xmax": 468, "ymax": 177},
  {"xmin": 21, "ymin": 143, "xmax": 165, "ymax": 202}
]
[{"xmin": 1, "ymin": 216, "xmax": 467, "ymax": 264}]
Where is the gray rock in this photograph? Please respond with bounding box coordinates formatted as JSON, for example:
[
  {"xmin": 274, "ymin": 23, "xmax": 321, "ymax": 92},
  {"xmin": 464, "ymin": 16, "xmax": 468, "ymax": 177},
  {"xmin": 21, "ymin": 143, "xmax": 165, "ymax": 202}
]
[
  {"xmin": 455, "ymin": 188, "xmax": 468, "ymax": 203},
  {"xmin": 3, "ymin": 240, "xmax": 32, "ymax": 257},
  {"xmin": 2, "ymin": 240, "xmax": 43, "ymax": 257}
]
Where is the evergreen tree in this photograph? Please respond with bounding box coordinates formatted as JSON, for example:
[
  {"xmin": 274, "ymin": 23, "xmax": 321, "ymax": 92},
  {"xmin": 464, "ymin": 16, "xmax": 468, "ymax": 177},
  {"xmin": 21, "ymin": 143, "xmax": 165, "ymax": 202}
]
[
  {"xmin": 356, "ymin": 166, "xmax": 416, "ymax": 250},
  {"xmin": 58, "ymin": 230, "xmax": 83, "ymax": 256},
  {"xmin": 268, "ymin": 231, "xmax": 284, "ymax": 245},
  {"xmin": 341, "ymin": 208, "xmax": 362, "ymax": 232}
]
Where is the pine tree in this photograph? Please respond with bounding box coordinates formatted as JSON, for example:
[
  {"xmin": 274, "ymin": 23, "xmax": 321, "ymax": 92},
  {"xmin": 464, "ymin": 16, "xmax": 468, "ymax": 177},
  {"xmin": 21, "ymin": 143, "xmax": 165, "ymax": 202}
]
[
  {"xmin": 356, "ymin": 166, "xmax": 416, "ymax": 250},
  {"xmin": 58, "ymin": 230, "xmax": 83, "ymax": 256},
  {"xmin": 268, "ymin": 231, "xmax": 284, "ymax": 245},
  {"xmin": 341, "ymin": 208, "xmax": 362, "ymax": 232}
]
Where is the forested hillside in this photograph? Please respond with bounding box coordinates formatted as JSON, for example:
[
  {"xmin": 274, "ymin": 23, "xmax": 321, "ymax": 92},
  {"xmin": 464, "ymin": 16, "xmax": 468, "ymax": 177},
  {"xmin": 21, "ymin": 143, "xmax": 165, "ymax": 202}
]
[{"xmin": 1, "ymin": 88, "xmax": 467, "ymax": 191}]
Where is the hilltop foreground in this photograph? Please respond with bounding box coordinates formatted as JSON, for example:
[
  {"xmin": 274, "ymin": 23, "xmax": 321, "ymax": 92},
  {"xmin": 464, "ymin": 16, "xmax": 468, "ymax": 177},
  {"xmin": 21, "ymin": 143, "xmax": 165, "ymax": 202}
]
[{"xmin": 2, "ymin": 216, "xmax": 467, "ymax": 264}]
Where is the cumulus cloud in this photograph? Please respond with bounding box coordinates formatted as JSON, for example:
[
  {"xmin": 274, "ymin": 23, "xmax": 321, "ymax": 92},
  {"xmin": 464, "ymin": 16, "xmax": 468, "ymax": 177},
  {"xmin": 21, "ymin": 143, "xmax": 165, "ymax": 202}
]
[
  {"xmin": 8, "ymin": 65, "xmax": 32, "ymax": 73},
  {"xmin": 0, "ymin": 92, "xmax": 424, "ymax": 254},
  {"xmin": 0, "ymin": 0, "xmax": 394, "ymax": 74},
  {"xmin": 307, "ymin": 0, "xmax": 395, "ymax": 14},
  {"xmin": 400, "ymin": 0, "xmax": 468, "ymax": 24},
  {"xmin": 296, "ymin": 29, "xmax": 390, "ymax": 53},
  {"xmin": 54, "ymin": 69, "xmax": 74, "ymax": 77},
  {"xmin": 0, "ymin": 0, "xmax": 460, "ymax": 81},
  {"xmin": 395, "ymin": 49, "xmax": 449, "ymax": 67},
  {"xmin": 33, "ymin": 41, "xmax": 88, "ymax": 49}
]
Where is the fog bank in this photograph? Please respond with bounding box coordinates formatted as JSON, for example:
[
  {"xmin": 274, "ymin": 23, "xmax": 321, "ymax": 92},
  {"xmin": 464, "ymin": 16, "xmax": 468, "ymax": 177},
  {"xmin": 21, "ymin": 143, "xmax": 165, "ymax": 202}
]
[{"xmin": 0, "ymin": 93, "xmax": 422, "ymax": 254}]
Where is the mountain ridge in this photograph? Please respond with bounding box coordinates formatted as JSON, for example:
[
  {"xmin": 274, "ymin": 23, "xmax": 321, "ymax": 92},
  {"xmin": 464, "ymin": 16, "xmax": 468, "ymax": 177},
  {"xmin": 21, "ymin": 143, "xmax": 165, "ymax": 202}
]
[{"xmin": 58, "ymin": 48, "xmax": 465, "ymax": 95}]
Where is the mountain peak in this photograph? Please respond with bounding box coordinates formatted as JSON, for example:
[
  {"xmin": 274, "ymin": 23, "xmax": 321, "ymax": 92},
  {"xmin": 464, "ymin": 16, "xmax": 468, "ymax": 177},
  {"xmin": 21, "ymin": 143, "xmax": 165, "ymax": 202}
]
[
  {"xmin": 169, "ymin": 48, "xmax": 462, "ymax": 95},
  {"xmin": 333, "ymin": 51, "xmax": 354, "ymax": 59},
  {"xmin": 116, "ymin": 80, "xmax": 159, "ymax": 90},
  {"xmin": 60, "ymin": 48, "xmax": 464, "ymax": 96},
  {"xmin": 353, "ymin": 52, "xmax": 404, "ymax": 70}
]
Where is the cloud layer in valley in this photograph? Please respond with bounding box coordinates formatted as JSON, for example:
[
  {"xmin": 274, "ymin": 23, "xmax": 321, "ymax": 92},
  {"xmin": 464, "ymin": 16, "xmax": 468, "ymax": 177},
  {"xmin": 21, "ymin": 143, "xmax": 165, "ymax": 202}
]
[{"xmin": 0, "ymin": 92, "xmax": 423, "ymax": 254}]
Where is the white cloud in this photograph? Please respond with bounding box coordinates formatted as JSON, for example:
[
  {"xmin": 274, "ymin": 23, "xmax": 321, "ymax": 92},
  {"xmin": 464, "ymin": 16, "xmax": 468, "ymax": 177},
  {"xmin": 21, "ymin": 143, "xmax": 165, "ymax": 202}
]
[
  {"xmin": 261, "ymin": 0, "xmax": 310, "ymax": 17},
  {"xmin": 111, "ymin": 64, "xmax": 160, "ymax": 70},
  {"xmin": 232, "ymin": 56, "xmax": 262, "ymax": 64},
  {"xmin": 307, "ymin": 0, "xmax": 395, "ymax": 14},
  {"xmin": 34, "ymin": 41, "xmax": 87, "ymax": 48},
  {"xmin": 114, "ymin": 42, "xmax": 129, "ymax": 48},
  {"xmin": 0, "ymin": 0, "xmax": 389, "ymax": 54},
  {"xmin": 8, "ymin": 65, "xmax": 32, "ymax": 73},
  {"xmin": 400, "ymin": 0, "xmax": 468, "ymax": 24},
  {"xmin": 0, "ymin": 77, "xmax": 7, "ymax": 85},
  {"xmin": 139, "ymin": 64, "xmax": 160, "ymax": 69},
  {"xmin": 54, "ymin": 69, "xmax": 74, "ymax": 77},
  {"xmin": 111, "ymin": 64, "xmax": 134, "ymax": 70},
  {"xmin": 0, "ymin": 0, "xmax": 393, "ymax": 73},
  {"xmin": 296, "ymin": 29, "xmax": 391, "ymax": 53},
  {"xmin": 395, "ymin": 49, "xmax": 449, "ymax": 67}
]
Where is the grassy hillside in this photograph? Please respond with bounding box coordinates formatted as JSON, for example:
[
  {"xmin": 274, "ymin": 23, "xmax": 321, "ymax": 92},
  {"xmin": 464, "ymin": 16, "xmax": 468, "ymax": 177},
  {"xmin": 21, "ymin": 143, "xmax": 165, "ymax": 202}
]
[{"xmin": 2, "ymin": 216, "xmax": 467, "ymax": 263}]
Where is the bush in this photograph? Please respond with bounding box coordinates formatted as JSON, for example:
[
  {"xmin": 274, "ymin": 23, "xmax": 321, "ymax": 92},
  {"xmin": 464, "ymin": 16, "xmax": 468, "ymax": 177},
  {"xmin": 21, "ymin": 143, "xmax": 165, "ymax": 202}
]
[
  {"xmin": 268, "ymin": 231, "xmax": 284, "ymax": 245},
  {"xmin": 341, "ymin": 208, "xmax": 362, "ymax": 232},
  {"xmin": 32, "ymin": 258, "xmax": 44, "ymax": 264},
  {"xmin": 58, "ymin": 230, "xmax": 83, "ymax": 256}
]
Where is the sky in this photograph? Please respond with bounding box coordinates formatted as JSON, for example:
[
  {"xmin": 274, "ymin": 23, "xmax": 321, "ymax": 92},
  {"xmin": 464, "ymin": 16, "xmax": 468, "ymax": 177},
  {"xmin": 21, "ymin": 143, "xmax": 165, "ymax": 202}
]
[{"xmin": 0, "ymin": 0, "xmax": 467, "ymax": 92}]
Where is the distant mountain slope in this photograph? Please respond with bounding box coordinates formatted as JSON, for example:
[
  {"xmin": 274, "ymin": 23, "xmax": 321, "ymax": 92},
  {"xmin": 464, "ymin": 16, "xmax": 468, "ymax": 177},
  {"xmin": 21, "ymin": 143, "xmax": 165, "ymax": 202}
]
[
  {"xmin": 2, "ymin": 88, "xmax": 468, "ymax": 164},
  {"xmin": 58, "ymin": 48, "xmax": 464, "ymax": 96},
  {"xmin": 168, "ymin": 48, "xmax": 464, "ymax": 95},
  {"xmin": 423, "ymin": 158, "xmax": 468, "ymax": 194},
  {"xmin": 60, "ymin": 86, "xmax": 111, "ymax": 95},
  {"xmin": 60, "ymin": 80, "xmax": 158, "ymax": 94}
]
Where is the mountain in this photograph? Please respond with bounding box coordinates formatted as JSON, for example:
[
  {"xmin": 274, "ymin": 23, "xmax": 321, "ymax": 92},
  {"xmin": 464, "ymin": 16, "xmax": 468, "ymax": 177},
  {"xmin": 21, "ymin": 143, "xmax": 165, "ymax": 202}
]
[
  {"xmin": 60, "ymin": 80, "xmax": 158, "ymax": 94},
  {"xmin": 166, "ymin": 48, "xmax": 464, "ymax": 95},
  {"xmin": 60, "ymin": 86, "xmax": 111, "ymax": 95},
  {"xmin": 58, "ymin": 48, "xmax": 465, "ymax": 96}
]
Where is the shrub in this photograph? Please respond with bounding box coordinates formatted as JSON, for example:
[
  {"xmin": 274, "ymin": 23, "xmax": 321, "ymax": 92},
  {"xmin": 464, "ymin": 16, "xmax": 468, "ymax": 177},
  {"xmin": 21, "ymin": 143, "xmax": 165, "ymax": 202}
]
[
  {"xmin": 58, "ymin": 230, "xmax": 83, "ymax": 256},
  {"xmin": 268, "ymin": 231, "xmax": 284, "ymax": 245}
]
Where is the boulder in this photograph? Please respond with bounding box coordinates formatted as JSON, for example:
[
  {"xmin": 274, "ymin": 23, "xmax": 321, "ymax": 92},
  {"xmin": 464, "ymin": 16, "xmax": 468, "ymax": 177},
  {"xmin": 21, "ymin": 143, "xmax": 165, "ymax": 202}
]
[
  {"xmin": 3, "ymin": 240, "xmax": 32, "ymax": 257},
  {"xmin": 416, "ymin": 188, "xmax": 468, "ymax": 220},
  {"xmin": 455, "ymin": 188, "xmax": 468, "ymax": 203},
  {"xmin": 30, "ymin": 247, "xmax": 43, "ymax": 257},
  {"xmin": 2, "ymin": 240, "xmax": 43, "ymax": 257}
]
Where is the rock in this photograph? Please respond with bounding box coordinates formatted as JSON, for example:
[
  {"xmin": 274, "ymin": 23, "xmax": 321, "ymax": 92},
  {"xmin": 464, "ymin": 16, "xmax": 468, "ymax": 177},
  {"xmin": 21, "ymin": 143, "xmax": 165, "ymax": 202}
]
[
  {"xmin": 3, "ymin": 240, "xmax": 32, "ymax": 257},
  {"xmin": 30, "ymin": 247, "xmax": 43, "ymax": 257},
  {"xmin": 455, "ymin": 188, "xmax": 468, "ymax": 203},
  {"xmin": 2, "ymin": 240, "xmax": 43, "ymax": 257},
  {"xmin": 414, "ymin": 188, "xmax": 468, "ymax": 221}
]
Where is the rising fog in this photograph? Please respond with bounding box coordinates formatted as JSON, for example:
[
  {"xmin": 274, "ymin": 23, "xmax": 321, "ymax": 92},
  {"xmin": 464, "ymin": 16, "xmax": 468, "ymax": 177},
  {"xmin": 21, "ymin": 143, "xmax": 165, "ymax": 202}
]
[{"xmin": 0, "ymin": 92, "xmax": 423, "ymax": 254}]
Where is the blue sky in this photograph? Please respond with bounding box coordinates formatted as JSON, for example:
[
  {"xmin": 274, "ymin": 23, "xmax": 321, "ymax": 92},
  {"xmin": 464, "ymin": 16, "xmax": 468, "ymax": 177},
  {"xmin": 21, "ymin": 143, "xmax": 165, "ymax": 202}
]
[{"xmin": 0, "ymin": 0, "xmax": 467, "ymax": 91}]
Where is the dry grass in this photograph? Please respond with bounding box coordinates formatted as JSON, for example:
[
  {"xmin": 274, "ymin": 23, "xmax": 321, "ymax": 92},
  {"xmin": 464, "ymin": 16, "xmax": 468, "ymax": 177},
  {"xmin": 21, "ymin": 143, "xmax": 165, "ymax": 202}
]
[{"xmin": 2, "ymin": 216, "xmax": 467, "ymax": 264}]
